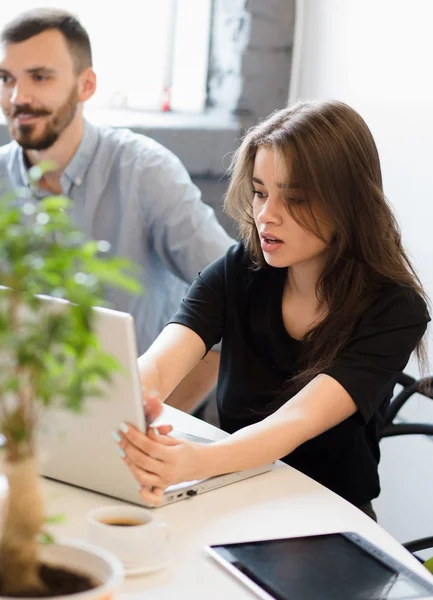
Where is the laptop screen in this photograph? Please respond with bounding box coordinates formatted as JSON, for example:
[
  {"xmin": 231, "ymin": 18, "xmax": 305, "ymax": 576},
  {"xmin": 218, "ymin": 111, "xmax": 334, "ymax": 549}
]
[{"xmin": 209, "ymin": 533, "xmax": 433, "ymax": 600}]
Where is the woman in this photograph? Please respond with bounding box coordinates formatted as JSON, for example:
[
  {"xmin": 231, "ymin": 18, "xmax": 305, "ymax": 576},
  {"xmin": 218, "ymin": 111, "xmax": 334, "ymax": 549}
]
[{"xmin": 115, "ymin": 100, "xmax": 430, "ymax": 514}]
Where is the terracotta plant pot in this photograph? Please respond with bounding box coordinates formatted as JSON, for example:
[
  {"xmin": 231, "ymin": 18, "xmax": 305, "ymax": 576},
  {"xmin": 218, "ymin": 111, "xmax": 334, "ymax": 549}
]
[{"xmin": 0, "ymin": 538, "xmax": 124, "ymax": 600}]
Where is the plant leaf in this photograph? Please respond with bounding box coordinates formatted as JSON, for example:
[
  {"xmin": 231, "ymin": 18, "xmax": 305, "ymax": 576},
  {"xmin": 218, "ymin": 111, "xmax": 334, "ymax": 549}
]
[
  {"xmin": 38, "ymin": 531, "xmax": 55, "ymax": 545},
  {"xmin": 44, "ymin": 513, "xmax": 66, "ymax": 525}
]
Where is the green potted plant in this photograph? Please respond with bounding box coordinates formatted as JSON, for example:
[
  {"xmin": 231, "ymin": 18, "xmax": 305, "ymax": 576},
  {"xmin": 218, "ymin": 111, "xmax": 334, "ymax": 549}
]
[{"xmin": 0, "ymin": 165, "xmax": 141, "ymax": 598}]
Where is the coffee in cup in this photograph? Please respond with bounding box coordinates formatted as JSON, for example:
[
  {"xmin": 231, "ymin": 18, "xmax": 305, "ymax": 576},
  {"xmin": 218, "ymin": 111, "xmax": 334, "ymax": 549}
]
[
  {"xmin": 87, "ymin": 505, "xmax": 170, "ymax": 571},
  {"xmin": 99, "ymin": 518, "xmax": 145, "ymax": 527}
]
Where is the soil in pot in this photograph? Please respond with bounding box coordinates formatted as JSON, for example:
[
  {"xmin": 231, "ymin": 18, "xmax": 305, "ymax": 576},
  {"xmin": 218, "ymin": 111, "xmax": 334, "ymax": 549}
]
[{"xmin": 0, "ymin": 564, "xmax": 97, "ymax": 598}]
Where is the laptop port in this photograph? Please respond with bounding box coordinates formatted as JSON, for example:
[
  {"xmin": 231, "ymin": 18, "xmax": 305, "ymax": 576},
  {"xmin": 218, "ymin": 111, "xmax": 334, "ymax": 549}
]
[
  {"xmin": 177, "ymin": 493, "xmax": 183, "ymax": 498},
  {"xmin": 186, "ymin": 489, "xmax": 197, "ymax": 497}
]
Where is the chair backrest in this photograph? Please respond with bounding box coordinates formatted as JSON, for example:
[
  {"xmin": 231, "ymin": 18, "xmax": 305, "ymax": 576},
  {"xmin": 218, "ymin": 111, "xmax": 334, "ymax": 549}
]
[
  {"xmin": 381, "ymin": 371, "xmax": 433, "ymax": 566},
  {"xmin": 382, "ymin": 372, "xmax": 433, "ymax": 438}
]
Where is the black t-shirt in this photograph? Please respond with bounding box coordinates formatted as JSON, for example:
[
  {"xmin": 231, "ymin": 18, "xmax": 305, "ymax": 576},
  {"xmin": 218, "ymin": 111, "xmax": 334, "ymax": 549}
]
[{"xmin": 169, "ymin": 243, "xmax": 430, "ymax": 506}]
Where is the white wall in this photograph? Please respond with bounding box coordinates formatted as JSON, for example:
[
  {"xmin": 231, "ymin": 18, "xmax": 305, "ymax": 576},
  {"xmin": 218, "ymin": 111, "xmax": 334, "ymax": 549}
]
[{"xmin": 290, "ymin": 0, "xmax": 433, "ymax": 546}]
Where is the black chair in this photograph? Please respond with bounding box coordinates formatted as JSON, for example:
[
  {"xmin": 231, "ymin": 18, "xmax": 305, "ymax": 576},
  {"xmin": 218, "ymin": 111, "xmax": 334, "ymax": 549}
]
[
  {"xmin": 382, "ymin": 372, "xmax": 433, "ymax": 438},
  {"xmin": 381, "ymin": 372, "xmax": 433, "ymax": 566}
]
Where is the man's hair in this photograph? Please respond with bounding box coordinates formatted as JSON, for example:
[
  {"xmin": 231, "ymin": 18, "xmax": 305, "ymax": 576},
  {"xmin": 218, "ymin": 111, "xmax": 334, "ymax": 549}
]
[{"xmin": 0, "ymin": 8, "xmax": 92, "ymax": 73}]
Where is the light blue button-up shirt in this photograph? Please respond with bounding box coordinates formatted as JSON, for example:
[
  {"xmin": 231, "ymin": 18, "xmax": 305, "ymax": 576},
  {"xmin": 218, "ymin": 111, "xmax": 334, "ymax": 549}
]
[{"xmin": 0, "ymin": 120, "xmax": 234, "ymax": 354}]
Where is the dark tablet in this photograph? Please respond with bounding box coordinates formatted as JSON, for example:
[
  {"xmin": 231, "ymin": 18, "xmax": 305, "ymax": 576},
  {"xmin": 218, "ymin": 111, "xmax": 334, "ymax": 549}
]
[{"xmin": 206, "ymin": 532, "xmax": 433, "ymax": 600}]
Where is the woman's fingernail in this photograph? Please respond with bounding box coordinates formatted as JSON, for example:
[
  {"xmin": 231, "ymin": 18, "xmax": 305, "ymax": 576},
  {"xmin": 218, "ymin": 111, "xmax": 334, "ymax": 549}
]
[
  {"xmin": 119, "ymin": 422, "xmax": 129, "ymax": 434},
  {"xmin": 136, "ymin": 482, "xmax": 142, "ymax": 490},
  {"xmin": 150, "ymin": 389, "xmax": 159, "ymax": 397},
  {"xmin": 111, "ymin": 431, "xmax": 121, "ymax": 443},
  {"xmin": 152, "ymin": 427, "xmax": 160, "ymax": 437},
  {"xmin": 116, "ymin": 447, "xmax": 126, "ymax": 458}
]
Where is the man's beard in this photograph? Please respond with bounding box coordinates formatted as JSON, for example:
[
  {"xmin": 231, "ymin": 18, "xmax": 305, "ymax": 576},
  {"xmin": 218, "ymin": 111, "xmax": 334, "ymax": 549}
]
[{"xmin": 6, "ymin": 86, "xmax": 79, "ymax": 151}]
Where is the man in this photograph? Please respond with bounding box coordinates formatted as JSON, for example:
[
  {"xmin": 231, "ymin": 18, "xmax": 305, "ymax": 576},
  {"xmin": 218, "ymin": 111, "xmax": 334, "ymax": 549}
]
[{"xmin": 0, "ymin": 8, "xmax": 234, "ymax": 412}]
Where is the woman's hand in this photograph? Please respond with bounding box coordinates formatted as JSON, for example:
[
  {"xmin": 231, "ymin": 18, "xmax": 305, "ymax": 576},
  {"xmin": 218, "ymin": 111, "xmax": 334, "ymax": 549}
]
[{"xmin": 116, "ymin": 424, "xmax": 208, "ymax": 506}]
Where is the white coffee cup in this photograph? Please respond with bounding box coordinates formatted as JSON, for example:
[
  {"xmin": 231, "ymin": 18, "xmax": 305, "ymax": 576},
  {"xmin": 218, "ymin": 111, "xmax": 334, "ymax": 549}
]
[{"xmin": 87, "ymin": 505, "xmax": 170, "ymax": 570}]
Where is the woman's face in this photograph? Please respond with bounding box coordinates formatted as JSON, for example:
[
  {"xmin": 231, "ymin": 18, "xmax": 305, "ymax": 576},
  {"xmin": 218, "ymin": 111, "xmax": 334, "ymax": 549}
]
[{"xmin": 252, "ymin": 146, "xmax": 333, "ymax": 269}]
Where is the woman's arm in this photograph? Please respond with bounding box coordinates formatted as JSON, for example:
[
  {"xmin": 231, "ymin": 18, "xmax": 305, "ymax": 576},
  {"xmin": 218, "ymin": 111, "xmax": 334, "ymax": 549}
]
[
  {"xmin": 164, "ymin": 349, "xmax": 220, "ymax": 413},
  {"xmin": 201, "ymin": 374, "xmax": 357, "ymax": 474},
  {"xmin": 138, "ymin": 249, "xmax": 227, "ymax": 422},
  {"xmin": 119, "ymin": 373, "xmax": 357, "ymax": 504},
  {"xmin": 137, "ymin": 323, "xmax": 207, "ymax": 401}
]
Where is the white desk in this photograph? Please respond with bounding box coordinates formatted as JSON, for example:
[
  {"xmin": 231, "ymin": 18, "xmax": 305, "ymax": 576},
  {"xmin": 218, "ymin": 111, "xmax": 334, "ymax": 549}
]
[{"xmin": 41, "ymin": 405, "xmax": 433, "ymax": 599}]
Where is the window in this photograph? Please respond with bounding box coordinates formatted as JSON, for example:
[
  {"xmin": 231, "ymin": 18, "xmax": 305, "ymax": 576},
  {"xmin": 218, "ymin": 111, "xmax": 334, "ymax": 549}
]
[{"xmin": 1, "ymin": 0, "xmax": 212, "ymax": 112}]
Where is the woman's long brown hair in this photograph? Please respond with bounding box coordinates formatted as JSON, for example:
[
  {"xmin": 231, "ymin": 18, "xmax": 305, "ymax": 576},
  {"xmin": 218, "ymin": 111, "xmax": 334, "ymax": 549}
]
[{"xmin": 225, "ymin": 100, "xmax": 429, "ymax": 389}]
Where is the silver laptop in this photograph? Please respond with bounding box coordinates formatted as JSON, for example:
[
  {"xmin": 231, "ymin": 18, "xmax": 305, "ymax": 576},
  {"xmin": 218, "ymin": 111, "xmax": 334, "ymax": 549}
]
[{"xmin": 38, "ymin": 299, "xmax": 273, "ymax": 507}]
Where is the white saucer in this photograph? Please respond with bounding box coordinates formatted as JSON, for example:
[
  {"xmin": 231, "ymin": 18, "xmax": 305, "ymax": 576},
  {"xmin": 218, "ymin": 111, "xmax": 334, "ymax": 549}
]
[{"xmin": 124, "ymin": 551, "xmax": 171, "ymax": 576}]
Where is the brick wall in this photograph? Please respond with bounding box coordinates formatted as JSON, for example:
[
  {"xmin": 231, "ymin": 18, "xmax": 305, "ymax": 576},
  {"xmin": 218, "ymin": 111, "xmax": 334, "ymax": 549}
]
[{"xmin": 208, "ymin": 0, "xmax": 296, "ymax": 125}]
